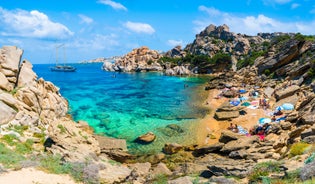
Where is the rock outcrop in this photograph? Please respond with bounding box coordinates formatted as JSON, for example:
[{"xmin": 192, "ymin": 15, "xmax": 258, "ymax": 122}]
[{"xmin": 102, "ymin": 46, "xmax": 163, "ymax": 72}]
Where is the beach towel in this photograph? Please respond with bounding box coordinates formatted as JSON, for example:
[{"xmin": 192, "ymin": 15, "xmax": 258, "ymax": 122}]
[
  {"xmin": 247, "ymin": 105, "xmax": 258, "ymax": 109},
  {"xmin": 239, "ymin": 89, "xmax": 247, "ymax": 94},
  {"xmin": 230, "ymin": 100, "xmax": 240, "ymax": 106},
  {"xmin": 241, "ymin": 102, "xmax": 251, "ymax": 107},
  {"xmin": 237, "ymin": 126, "xmax": 248, "ymax": 135},
  {"xmin": 275, "ymin": 116, "xmax": 287, "ymax": 122},
  {"xmin": 239, "ymin": 96, "xmax": 248, "ymax": 101}
]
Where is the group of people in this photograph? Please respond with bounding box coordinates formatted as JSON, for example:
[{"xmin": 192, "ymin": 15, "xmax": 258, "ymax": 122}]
[
  {"xmin": 248, "ymin": 123, "xmax": 272, "ymax": 140},
  {"xmin": 259, "ymin": 98, "xmax": 270, "ymax": 110},
  {"xmin": 227, "ymin": 123, "xmax": 239, "ymax": 133}
]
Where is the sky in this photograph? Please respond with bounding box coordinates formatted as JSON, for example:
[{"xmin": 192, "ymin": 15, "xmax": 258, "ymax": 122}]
[{"xmin": 1, "ymin": 0, "xmax": 315, "ymax": 64}]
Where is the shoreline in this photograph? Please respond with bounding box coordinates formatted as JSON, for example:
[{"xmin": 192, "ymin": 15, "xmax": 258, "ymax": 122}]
[{"xmin": 194, "ymin": 87, "xmax": 273, "ymax": 147}]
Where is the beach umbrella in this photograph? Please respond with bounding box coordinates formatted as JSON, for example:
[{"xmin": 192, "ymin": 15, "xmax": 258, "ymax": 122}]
[
  {"xmin": 282, "ymin": 103, "xmax": 294, "ymax": 110},
  {"xmin": 259, "ymin": 118, "xmax": 271, "ymax": 125},
  {"xmin": 275, "ymin": 106, "xmax": 284, "ymax": 111}
]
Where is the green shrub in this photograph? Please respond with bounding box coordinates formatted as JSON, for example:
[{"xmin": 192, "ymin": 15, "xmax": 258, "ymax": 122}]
[
  {"xmin": 153, "ymin": 174, "xmax": 168, "ymax": 184},
  {"xmin": 1, "ymin": 134, "xmax": 19, "ymax": 146},
  {"xmin": 39, "ymin": 154, "xmax": 71, "ymax": 174},
  {"xmin": 0, "ymin": 143, "xmax": 25, "ymax": 168},
  {"xmin": 15, "ymin": 139, "xmax": 34, "ymax": 154},
  {"xmin": 264, "ymin": 69, "xmax": 271, "ymax": 76},
  {"xmin": 248, "ymin": 161, "xmax": 281, "ymax": 182},
  {"xmin": 57, "ymin": 124, "xmax": 66, "ymax": 134},
  {"xmin": 289, "ymin": 142, "xmax": 310, "ymax": 157},
  {"xmin": 12, "ymin": 125, "xmax": 29, "ymax": 136}
]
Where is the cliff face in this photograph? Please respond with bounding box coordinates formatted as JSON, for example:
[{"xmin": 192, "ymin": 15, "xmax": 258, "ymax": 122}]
[
  {"xmin": 0, "ymin": 46, "xmax": 68, "ymax": 125},
  {"xmin": 0, "ymin": 46, "xmax": 101, "ymax": 161}
]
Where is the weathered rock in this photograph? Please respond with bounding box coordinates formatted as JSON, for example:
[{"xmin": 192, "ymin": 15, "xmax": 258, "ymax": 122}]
[
  {"xmin": 135, "ymin": 132, "xmax": 156, "ymax": 144},
  {"xmin": 168, "ymin": 176, "xmax": 193, "ymax": 184},
  {"xmin": 300, "ymin": 160, "xmax": 315, "ymax": 181},
  {"xmin": 151, "ymin": 163, "xmax": 172, "ymax": 177},
  {"xmin": 280, "ymin": 121, "xmax": 292, "ymax": 130},
  {"xmin": 102, "ymin": 61, "xmax": 115, "ymax": 71},
  {"xmin": 219, "ymin": 130, "xmax": 241, "ymax": 144},
  {"xmin": 274, "ymin": 85, "xmax": 300, "ymax": 101},
  {"xmin": 221, "ymin": 136, "xmax": 258, "ymax": 153},
  {"xmin": 0, "ymin": 100, "xmax": 17, "ymax": 125},
  {"xmin": 0, "ymin": 73, "xmax": 12, "ymax": 91},
  {"xmin": 214, "ymin": 111, "xmax": 239, "ymax": 120},
  {"xmin": 103, "ymin": 46, "xmax": 162, "ymax": 72},
  {"xmin": 193, "ymin": 142, "xmax": 225, "ymax": 156},
  {"xmin": 163, "ymin": 143, "xmax": 183, "ymax": 154},
  {"xmin": 46, "ymin": 117, "xmax": 100, "ymax": 162},
  {"xmin": 288, "ymin": 126, "xmax": 309, "ymax": 140},
  {"xmin": 17, "ymin": 60, "xmax": 37, "ymax": 87},
  {"xmin": 303, "ymin": 136, "xmax": 315, "ymax": 144}
]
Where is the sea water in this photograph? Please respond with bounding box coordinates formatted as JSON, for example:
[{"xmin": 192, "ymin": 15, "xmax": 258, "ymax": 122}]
[{"xmin": 33, "ymin": 63, "xmax": 209, "ymax": 154}]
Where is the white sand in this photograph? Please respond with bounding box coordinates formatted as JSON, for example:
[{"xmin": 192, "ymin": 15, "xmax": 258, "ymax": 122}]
[{"xmin": 0, "ymin": 167, "xmax": 79, "ymax": 184}]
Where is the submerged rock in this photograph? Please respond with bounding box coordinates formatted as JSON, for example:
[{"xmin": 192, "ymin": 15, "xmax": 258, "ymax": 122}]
[{"xmin": 135, "ymin": 132, "xmax": 156, "ymax": 144}]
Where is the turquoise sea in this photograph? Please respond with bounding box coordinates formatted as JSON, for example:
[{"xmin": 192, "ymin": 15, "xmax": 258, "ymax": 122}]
[{"xmin": 33, "ymin": 63, "xmax": 209, "ymax": 154}]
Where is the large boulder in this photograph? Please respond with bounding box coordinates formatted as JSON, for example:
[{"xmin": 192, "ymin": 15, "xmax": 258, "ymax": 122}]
[
  {"xmin": 102, "ymin": 61, "xmax": 115, "ymax": 71},
  {"xmin": 46, "ymin": 117, "xmax": 101, "ymax": 162},
  {"xmin": 163, "ymin": 143, "xmax": 183, "ymax": 154},
  {"xmin": 17, "ymin": 60, "xmax": 37, "ymax": 87},
  {"xmin": 274, "ymin": 85, "xmax": 300, "ymax": 101},
  {"xmin": 214, "ymin": 111, "xmax": 239, "ymax": 120},
  {"xmin": 0, "ymin": 100, "xmax": 17, "ymax": 125}
]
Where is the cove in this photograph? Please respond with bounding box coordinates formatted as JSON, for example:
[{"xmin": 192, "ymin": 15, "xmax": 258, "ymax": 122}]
[{"xmin": 33, "ymin": 63, "xmax": 209, "ymax": 154}]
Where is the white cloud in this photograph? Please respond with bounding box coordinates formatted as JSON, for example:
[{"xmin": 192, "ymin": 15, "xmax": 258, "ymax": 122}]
[
  {"xmin": 72, "ymin": 33, "xmax": 119, "ymax": 50},
  {"xmin": 0, "ymin": 8, "xmax": 73, "ymax": 39},
  {"xmin": 123, "ymin": 21, "xmax": 155, "ymax": 34},
  {"xmin": 98, "ymin": 0, "xmax": 127, "ymax": 11},
  {"xmin": 195, "ymin": 6, "xmax": 315, "ymax": 35},
  {"xmin": 167, "ymin": 39, "xmax": 184, "ymax": 47},
  {"xmin": 78, "ymin": 14, "xmax": 94, "ymax": 24},
  {"xmin": 291, "ymin": 3, "xmax": 300, "ymax": 9}
]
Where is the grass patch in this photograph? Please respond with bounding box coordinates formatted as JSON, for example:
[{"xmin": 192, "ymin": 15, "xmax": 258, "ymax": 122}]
[
  {"xmin": 153, "ymin": 174, "xmax": 168, "ymax": 184},
  {"xmin": 38, "ymin": 154, "xmax": 100, "ymax": 183},
  {"xmin": 15, "ymin": 139, "xmax": 34, "ymax": 154},
  {"xmin": 57, "ymin": 124, "xmax": 66, "ymax": 134},
  {"xmin": 289, "ymin": 142, "xmax": 310, "ymax": 158},
  {"xmin": 33, "ymin": 132, "xmax": 46, "ymax": 144},
  {"xmin": 0, "ymin": 143, "xmax": 25, "ymax": 168},
  {"xmin": 1, "ymin": 134, "xmax": 19, "ymax": 146},
  {"xmin": 248, "ymin": 161, "xmax": 281, "ymax": 183}
]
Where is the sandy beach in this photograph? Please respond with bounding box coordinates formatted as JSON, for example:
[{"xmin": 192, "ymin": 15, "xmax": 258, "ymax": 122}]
[
  {"xmin": 0, "ymin": 168, "xmax": 79, "ymax": 184},
  {"xmin": 196, "ymin": 88, "xmax": 273, "ymax": 146}
]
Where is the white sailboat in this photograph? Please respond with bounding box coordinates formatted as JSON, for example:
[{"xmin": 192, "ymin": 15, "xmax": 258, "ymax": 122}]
[{"xmin": 50, "ymin": 44, "xmax": 76, "ymax": 72}]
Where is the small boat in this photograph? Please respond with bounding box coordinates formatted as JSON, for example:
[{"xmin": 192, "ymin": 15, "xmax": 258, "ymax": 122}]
[
  {"xmin": 50, "ymin": 43, "xmax": 76, "ymax": 72},
  {"xmin": 50, "ymin": 65, "xmax": 76, "ymax": 72}
]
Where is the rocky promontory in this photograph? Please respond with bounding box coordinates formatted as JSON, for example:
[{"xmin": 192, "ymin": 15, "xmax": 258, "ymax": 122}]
[{"xmin": 102, "ymin": 46, "xmax": 163, "ymax": 72}]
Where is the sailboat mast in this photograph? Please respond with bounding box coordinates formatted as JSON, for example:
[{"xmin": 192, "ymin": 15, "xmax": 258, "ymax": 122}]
[{"xmin": 56, "ymin": 43, "xmax": 64, "ymax": 66}]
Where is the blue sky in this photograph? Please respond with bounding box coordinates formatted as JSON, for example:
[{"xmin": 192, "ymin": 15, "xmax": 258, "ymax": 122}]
[{"xmin": 1, "ymin": 0, "xmax": 315, "ymax": 64}]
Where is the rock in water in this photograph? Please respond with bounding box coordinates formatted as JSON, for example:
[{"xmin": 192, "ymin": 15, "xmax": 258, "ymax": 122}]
[{"xmin": 135, "ymin": 132, "xmax": 156, "ymax": 144}]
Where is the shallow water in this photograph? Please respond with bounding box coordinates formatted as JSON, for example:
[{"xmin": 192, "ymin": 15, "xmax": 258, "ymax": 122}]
[{"xmin": 33, "ymin": 63, "xmax": 209, "ymax": 154}]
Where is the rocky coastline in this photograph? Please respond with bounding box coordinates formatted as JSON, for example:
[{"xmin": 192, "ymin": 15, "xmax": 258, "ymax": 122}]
[{"xmin": 1, "ymin": 23, "xmax": 315, "ymax": 183}]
